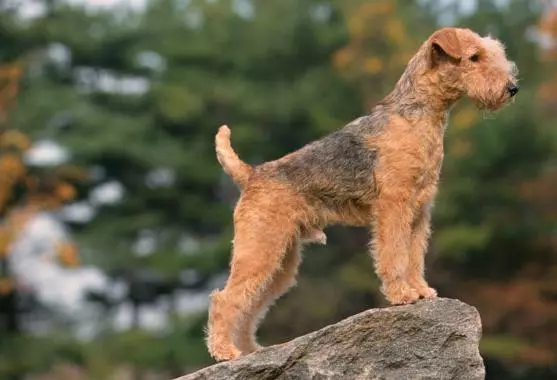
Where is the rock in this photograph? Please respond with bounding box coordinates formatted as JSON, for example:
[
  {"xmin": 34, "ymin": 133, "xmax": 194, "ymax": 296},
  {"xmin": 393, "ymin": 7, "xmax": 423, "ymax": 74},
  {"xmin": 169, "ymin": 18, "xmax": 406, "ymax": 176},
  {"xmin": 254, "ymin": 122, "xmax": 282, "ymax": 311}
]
[{"xmin": 176, "ymin": 298, "xmax": 485, "ymax": 380}]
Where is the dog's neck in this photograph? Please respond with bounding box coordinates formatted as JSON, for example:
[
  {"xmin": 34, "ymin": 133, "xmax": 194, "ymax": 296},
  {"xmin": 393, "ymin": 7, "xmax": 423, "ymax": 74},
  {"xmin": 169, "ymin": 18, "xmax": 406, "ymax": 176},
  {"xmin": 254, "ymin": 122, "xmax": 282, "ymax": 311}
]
[{"xmin": 379, "ymin": 49, "xmax": 461, "ymax": 129}]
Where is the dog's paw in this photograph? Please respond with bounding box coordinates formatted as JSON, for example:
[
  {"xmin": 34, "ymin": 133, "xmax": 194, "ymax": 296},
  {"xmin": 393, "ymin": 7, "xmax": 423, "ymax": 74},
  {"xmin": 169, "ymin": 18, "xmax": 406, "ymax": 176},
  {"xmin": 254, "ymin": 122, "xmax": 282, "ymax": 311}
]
[
  {"xmin": 409, "ymin": 280, "xmax": 438, "ymax": 299},
  {"xmin": 210, "ymin": 346, "xmax": 242, "ymax": 362},
  {"xmin": 384, "ymin": 284, "xmax": 420, "ymax": 305},
  {"xmin": 417, "ymin": 286, "xmax": 437, "ymax": 299}
]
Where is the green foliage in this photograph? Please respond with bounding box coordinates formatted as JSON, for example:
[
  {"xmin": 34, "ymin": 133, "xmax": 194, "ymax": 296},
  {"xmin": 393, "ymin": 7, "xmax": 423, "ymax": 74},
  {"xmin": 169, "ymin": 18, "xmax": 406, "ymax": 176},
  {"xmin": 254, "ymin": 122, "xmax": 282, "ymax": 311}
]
[
  {"xmin": 435, "ymin": 224, "xmax": 493, "ymax": 261},
  {"xmin": 0, "ymin": 333, "xmax": 84, "ymax": 377},
  {"xmin": 480, "ymin": 334, "xmax": 530, "ymax": 361},
  {"xmin": 1, "ymin": 0, "xmax": 557, "ymax": 378}
]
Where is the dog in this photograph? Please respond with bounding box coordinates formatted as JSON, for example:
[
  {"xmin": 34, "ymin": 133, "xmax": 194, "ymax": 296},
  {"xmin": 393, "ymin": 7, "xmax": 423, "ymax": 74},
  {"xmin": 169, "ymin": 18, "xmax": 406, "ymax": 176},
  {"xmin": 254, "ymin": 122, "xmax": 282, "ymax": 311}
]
[{"xmin": 207, "ymin": 27, "xmax": 519, "ymax": 361}]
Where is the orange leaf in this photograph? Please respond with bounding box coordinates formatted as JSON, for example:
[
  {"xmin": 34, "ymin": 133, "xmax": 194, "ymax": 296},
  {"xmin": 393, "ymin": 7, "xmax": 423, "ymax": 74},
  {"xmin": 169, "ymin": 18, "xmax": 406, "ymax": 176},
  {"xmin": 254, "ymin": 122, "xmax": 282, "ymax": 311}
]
[
  {"xmin": 56, "ymin": 182, "xmax": 77, "ymax": 202},
  {"xmin": 57, "ymin": 242, "xmax": 80, "ymax": 268},
  {"xmin": 0, "ymin": 153, "xmax": 25, "ymax": 178},
  {"xmin": 364, "ymin": 57, "xmax": 383, "ymax": 74},
  {"xmin": 0, "ymin": 130, "xmax": 31, "ymax": 151},
  {"xmin": 0, "ymin": 278, "xmax": 14, "ymax": 295}
]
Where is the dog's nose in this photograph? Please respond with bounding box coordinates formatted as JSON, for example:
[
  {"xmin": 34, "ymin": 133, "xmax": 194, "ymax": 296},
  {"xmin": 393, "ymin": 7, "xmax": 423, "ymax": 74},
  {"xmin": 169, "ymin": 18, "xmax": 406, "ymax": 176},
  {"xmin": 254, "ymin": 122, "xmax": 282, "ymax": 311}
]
[{"xmin": 507, "ymin": 83, "xmax": 519, "ymax": 97}]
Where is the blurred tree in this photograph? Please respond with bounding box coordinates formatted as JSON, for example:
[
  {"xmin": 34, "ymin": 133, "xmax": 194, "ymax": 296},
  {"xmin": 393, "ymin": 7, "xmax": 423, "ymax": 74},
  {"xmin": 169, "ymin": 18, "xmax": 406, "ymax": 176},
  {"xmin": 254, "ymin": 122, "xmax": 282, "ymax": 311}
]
[
  {"xmin": 0, "ymin": 62, "xmax": 83, "ymax": 380},
  {"xmin": 328, "ymin": 0, "xmax": 557, "ymax": 373},
  {"xmin": 1, "ymin": 0, "xmax": 557, "ymax": 378},
  {"xmin": 4, "ymin": 0, "xmax": 362, "ymax": 376},
  {"xmin": 538, "ymin": 1, "xmax": 557, "ymax": 115},
  {"xmin": 334, "ymin": 0, "xmax": 435, "ymax": 108},
  {"xmin": 431, "ymin": 0, "xmax": 557, "ymax": 372}
]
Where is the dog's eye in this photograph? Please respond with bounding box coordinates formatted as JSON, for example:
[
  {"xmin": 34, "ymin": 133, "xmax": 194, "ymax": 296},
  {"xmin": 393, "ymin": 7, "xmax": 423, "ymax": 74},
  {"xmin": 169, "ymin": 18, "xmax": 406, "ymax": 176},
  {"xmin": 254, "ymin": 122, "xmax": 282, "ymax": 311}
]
[{"xmin": 470, "ymin": 54, "xmax": 480, "ymax": 62}]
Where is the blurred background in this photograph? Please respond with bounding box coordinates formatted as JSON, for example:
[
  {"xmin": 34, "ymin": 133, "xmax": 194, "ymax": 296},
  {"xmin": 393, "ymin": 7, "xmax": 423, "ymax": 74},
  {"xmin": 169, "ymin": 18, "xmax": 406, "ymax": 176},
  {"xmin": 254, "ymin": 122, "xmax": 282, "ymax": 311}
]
[{"xmin": 0, "ymin": 0, "xmax": 556, "ymax": 379}]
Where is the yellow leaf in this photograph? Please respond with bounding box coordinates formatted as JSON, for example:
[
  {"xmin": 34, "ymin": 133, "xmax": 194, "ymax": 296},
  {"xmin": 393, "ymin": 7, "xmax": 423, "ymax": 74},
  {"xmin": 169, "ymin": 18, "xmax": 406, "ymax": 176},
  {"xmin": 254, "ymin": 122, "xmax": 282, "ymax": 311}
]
[
  {"xmin": 386, "ymin": 18, "xmax": 405, "ymax": 45},
  {"xmin": 347, "ymin": 16, "xmax": 365, "ymax": 36},
  {"xmin": 0, "ymin": 189, "xmax": 13, "ymax": 211},
  {"xmin": 56, "ymin": 182, "xmax": 76, "ymax": 202},
  {"xmin": 0, "ymin": 130, "xmax": 31, "ymax": 151},
  {"xmin": 0, "ymin": 278, "xmax": 14, "ymax": 295},
  {"xmin": 364, "ymin": 57, "xmax": 383, "ymax": 74},
  {"xmin": 361, "ymin": 1, "xmax": 393, "ymax": 17},
  {"xmin": 0, "ymin": 227, "xmax": 11, "ymax": 257},
  {"xmin": 333, "ymin": 47, "xmax": 353, "ymax": 71},
  {"xmin": 57, "ymin": 242, "xmax": 80, "ymax": 267},
  {"xmin": 0, "ymin": 153, "xmax": 24, "ymax": 174}
]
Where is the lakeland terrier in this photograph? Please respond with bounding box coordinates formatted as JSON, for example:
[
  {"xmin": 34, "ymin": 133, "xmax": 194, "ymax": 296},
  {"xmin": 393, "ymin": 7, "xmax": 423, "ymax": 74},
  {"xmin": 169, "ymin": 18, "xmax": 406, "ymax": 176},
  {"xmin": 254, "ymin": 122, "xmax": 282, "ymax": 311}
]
[{"xmin": 207, "ymin": 27, "xmax": 519, "ymax": 361}]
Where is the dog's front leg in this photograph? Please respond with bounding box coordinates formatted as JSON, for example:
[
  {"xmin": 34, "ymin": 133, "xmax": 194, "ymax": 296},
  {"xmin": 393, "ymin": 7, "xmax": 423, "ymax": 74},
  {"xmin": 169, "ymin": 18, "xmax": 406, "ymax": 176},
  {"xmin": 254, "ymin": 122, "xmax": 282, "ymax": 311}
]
[
  {"xmin": 407, "ymin": 201, "xmax": 437, "ymax": 299},
  {"xmin": 370, "ymin": 196, "xmax": 419, "ymax": 305}
]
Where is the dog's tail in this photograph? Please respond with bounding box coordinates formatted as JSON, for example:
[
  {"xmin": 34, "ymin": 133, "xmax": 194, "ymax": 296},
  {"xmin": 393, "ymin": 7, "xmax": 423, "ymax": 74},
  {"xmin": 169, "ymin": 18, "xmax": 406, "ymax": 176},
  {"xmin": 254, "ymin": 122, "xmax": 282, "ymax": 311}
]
[{"xmin": 215, "ymin": 125, "xmax": 253, "ymax": 189}]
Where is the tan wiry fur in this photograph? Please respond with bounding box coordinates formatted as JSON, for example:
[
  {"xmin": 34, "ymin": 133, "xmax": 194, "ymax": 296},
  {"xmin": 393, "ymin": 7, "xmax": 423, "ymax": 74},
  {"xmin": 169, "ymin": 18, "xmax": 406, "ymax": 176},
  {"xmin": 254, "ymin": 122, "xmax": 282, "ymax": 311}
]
[
  {"xmin": 207, "ymin": 27, "xmax": 519, "ymax": 361},
  {"xmin": 216, "ymin": 125, "xmax": 327, "ymax": 245}
]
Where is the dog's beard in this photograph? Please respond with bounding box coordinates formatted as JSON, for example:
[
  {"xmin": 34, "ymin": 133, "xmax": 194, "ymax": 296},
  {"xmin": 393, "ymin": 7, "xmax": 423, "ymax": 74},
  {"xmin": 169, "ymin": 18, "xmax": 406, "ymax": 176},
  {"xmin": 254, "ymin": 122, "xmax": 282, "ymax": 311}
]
[
  {"xmin": 478, "ymin": 96, "xmax": 514, "ymax": 119},
  {"xmin": 473, "ymin": 90, "xmax": 512, "ymax": 113}
]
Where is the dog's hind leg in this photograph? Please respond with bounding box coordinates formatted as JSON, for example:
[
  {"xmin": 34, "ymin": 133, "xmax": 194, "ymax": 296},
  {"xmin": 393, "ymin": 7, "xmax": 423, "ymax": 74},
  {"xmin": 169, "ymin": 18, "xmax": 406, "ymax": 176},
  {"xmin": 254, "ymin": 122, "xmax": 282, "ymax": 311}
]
[
  {"xmin": 206, "ymin": 183, "xmax": 305, "ymax": 361},
  {"xmin": 234, "ymin": 240, "xmax": 302, "ymax": 353}
]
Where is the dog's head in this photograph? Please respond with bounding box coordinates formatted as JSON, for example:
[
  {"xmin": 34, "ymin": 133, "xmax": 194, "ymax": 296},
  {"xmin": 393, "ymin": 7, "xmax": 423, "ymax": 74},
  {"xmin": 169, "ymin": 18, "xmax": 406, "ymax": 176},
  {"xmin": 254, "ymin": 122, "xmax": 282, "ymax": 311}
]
[{"xmin": 426, "ymin": 27, "xmax": 519, "ymax": 110}]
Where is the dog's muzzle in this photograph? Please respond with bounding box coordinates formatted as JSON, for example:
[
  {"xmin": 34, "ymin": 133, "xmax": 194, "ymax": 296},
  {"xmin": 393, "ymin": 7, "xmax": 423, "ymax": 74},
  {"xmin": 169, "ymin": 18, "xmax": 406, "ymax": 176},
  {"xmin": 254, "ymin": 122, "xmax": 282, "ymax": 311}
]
[{"xmin": 507, "ymin": 83, "xmax": 519, "ymax": 97}]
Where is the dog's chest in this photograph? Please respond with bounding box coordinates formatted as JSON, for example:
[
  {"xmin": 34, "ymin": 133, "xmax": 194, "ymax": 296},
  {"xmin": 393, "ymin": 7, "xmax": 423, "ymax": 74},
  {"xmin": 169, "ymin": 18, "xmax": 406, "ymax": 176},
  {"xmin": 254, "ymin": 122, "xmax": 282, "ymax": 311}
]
[
  {"xmin": 414, "ymin": 127, "xmax": 444, "ymax": 188},
  {"xmin": 373, "ymin": 116, "xmax": 445, "ymax": 193}
]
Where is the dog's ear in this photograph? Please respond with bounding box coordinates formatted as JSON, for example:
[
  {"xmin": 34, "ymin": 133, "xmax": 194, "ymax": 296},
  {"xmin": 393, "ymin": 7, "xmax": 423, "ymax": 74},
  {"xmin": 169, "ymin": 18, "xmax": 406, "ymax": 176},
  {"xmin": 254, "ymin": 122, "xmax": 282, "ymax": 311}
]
[{"xmin": 430, "ymin": 28, "xmax": 462, "ymax": 64}]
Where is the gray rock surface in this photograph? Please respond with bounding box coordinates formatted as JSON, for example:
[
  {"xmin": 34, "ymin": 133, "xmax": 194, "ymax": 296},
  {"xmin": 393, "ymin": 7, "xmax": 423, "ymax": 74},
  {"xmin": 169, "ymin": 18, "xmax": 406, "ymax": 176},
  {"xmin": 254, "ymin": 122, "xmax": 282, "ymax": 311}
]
[{"xmin": 176, "ymin": 298, "xmax": 485, "ymax": 380}]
